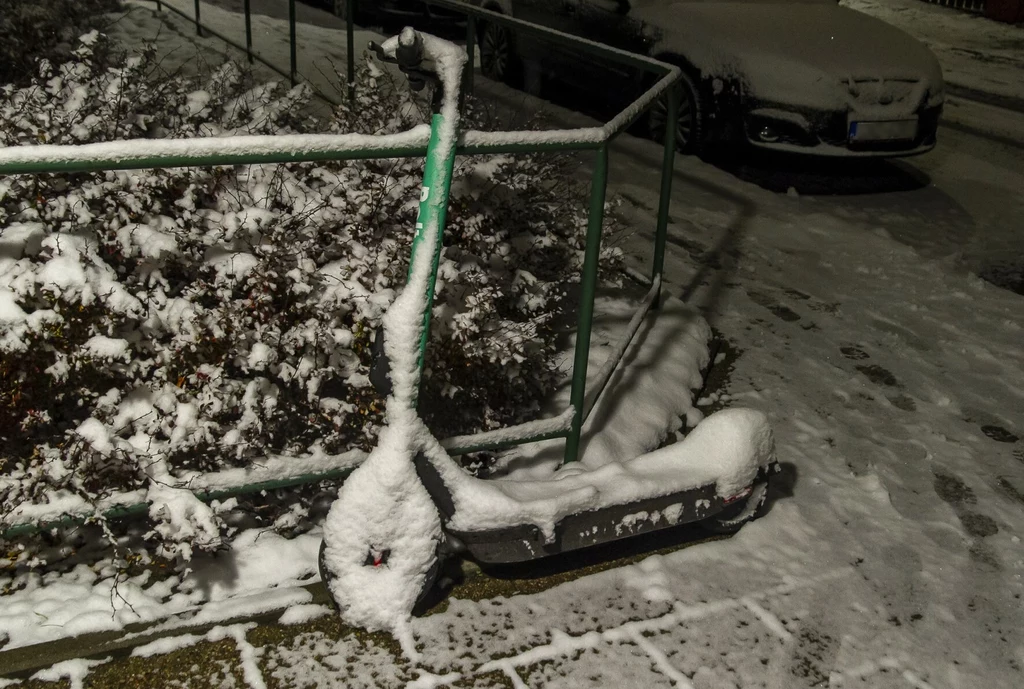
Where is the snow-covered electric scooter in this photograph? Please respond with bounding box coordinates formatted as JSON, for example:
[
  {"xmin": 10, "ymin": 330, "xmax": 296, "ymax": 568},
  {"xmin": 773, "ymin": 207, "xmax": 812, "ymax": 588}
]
[{"xmin": 318, "ymin": 28, "xmax": 778, "ymax": 647}]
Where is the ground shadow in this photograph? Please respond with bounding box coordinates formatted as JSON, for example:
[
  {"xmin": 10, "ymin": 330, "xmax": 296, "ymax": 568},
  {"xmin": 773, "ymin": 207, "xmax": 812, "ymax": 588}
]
[
  {"xmin": 769, "ymin": 461, "xmax": 798, "ymax": 505},
  {"xmin": 459, "ymin": 523, "xmax": 726, "ymax": 587},
  {"xmin": 710, "ymin": 151, "xmax": 932, "ymax": 196}
]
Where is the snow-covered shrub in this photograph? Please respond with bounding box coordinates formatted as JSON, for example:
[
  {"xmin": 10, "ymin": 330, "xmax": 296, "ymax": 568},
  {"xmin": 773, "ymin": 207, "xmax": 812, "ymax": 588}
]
[
  {"xmin": 0, "ymin": 0, "xmax": 122, "ymax": 88},
  {"xmin": 0, "ymin": 33, "xmax": 622, "ymax": 565}
]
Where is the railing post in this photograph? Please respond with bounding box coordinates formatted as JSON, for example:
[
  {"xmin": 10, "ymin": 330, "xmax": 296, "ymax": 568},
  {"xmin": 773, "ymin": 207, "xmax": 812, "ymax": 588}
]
[
  {"xmin": 244, "ymin": 0, "xmax": 253, "ymax": 64},
  {"xmin": 194, "ymin": 0, "xmax": 202, "ymax": 37},
  {"xmin": 563, "ymin": 145, "xmax": 609, "ymax": 465},
  {"xmin": 347, "ymin": 0, "xmax": 356, "ymax": 103},
  {"xmin": 652, "ymin": 78, "xmax": 679, "ymax": 303},
  {"xmin": 289, "ymin": 0, "xmax": 297, "ymax": 87},
  {"xmin": 155, "ymin": 0, "xmax": 162, "ymax": 11},
  {"xmin": 462, "ymin": 15, "xmax": 476, "ymax": 111}
]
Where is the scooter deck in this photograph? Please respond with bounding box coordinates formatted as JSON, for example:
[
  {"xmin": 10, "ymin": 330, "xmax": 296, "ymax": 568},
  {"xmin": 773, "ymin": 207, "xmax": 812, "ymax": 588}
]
[{"xmin": 419, "ymin": 454, "xmax": 778, "ymax": 565}]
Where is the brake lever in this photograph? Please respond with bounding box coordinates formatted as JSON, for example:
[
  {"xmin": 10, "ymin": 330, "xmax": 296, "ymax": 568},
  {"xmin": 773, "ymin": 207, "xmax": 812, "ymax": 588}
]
[{"xmin": 368, "ymin": 41, "xmax": 397, "ymax": 65}]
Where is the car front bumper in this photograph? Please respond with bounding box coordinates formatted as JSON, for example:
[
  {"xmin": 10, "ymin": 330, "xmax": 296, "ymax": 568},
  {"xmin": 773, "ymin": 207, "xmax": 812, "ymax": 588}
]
[{"xmin": 742, "ymin": 102, "xmax": 942, "ymax": 158}]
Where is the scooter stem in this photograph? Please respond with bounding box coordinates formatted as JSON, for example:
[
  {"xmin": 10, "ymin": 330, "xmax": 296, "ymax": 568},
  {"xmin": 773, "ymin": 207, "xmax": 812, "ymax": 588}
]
[
  {"xmin": 373, "ymin": 28, "xmax": 465, "ymax": 407},
  {"xmin": 407, "ymin": 110, "xmax": 458, "ymax": 405}
]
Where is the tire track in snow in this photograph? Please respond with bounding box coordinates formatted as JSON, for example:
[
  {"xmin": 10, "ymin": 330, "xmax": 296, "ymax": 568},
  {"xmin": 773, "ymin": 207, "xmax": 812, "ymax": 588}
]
[
  {"xmin": 206, "ymin": 624, "xmax": 266, "ymax": 689},
  {"xmin": 829, "ymin": 655, "xmax": 938, "ymax": 689},
  {"xmin": 473, "ymin": 566, "xmax": 853, "ymax": 685},
  {"xmin": 741, "ymin": 597, "xmax": 793, "ymax": 641},
  {"xmin": 626, "ymin": 627, "xmax": 695, "ymax": 689}
]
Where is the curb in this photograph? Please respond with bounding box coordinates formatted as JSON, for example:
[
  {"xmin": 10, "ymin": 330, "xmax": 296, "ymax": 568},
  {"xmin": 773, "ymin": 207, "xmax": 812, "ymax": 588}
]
[
  {"xmin": 940, "ymin": 91, "xmax": 1024, "ymax": 149},
  {"xmin": 946, "ymin": 82, "xmax": 1024, "ymax": 115},
  {"xmin": 0, "ymin": 582, "xmax": 331, "ymax": 680}
]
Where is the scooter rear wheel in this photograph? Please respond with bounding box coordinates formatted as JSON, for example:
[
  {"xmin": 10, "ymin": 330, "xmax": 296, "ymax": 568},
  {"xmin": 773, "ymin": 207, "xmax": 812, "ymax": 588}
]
[
  {"xmin": 317, "ymin": 539, "xmax": 442, "ymax": 611},
  {"xmin": 699, "ymin": 477, "xmax": 770, "ymax": 535}
]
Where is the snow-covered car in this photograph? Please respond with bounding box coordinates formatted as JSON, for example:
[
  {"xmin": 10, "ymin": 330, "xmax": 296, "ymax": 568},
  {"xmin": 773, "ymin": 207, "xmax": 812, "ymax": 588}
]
[
  {"xmin": 331, "ymin": 0, "xmax": 461, "ymax": 24},
  {"xmin": 472, "ymin": 0, "xmax": 945, "ymax": 156}
]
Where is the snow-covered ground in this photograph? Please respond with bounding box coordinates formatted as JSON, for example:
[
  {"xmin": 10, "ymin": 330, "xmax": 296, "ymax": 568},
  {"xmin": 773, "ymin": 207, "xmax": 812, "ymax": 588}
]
[{"xmin": 3, "ymin": 1, "xmax": 1024, "ymax": 687}]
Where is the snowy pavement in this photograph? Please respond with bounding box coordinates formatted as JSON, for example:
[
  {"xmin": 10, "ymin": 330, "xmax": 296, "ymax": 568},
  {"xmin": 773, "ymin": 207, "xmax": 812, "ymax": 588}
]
[{"xmin": 3, "ymin": 1, "xmax": 1024, "ymax": 687}]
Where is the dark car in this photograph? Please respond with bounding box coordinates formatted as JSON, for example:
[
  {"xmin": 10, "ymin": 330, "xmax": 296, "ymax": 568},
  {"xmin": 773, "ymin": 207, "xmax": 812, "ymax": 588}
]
[
  {"xmin": 331, "ymin": 0, "xmax": 460, "ymax": 24},
  {"xmin": 471, "ymin": 0, "xmax": 944, "ymax": 157}
]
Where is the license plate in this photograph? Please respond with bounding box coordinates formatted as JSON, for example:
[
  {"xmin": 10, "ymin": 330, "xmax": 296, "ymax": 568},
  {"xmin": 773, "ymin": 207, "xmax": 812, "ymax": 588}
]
[{"xmin": 849, "ymin": 119, "xmax": 918, "ymax": 142}]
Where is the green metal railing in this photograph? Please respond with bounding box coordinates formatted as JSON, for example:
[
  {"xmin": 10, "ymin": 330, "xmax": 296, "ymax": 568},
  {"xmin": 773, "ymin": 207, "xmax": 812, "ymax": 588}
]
[{"xmin": 0, "ymin": 0, "xmax": 681, "ymax": 538}]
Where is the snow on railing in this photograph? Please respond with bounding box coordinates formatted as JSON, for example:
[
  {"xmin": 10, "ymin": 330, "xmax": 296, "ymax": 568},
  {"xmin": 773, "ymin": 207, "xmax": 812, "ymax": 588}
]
[
  {"xmin": 583, "ymin": 278, "xmax": 663, "ymax": 423},
  {"xmin": 0, "ymin": 128, "xmax": 430, "ymax": 175},
  {"xmin": 0, "ymin": 409, "xmax": 586, "ymax": 535},
  {"xmin": 0, "ymin": 78, "xmax": 681, "ymax": 175},
  {"xmin": 441, "ymin": 408, "xmax": 577, "ymax": 455}
]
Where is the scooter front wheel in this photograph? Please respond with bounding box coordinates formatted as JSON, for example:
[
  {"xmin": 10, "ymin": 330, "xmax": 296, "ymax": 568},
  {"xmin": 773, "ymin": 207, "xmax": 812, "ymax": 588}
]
[
  {"xmin": 318, "ymin": 539, "xmax": 442, "ymax": 612},
  {"xmin": 699, "ymin": 477, "xmax": 770, "ymax": 535}
]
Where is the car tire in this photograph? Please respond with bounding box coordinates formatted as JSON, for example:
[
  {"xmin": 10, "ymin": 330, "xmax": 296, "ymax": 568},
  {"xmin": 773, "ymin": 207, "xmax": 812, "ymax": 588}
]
[
  {"xmin": 648, "ymin": 71, "xmax": 703, "ymax": 155},
  {"xmin": 478, "ymin": 19, "xmax": 520, "ymax": 87},
  {"xmin": 334, "ymin": 0, "xmax": 368, "ymax": 22},
  {"xmin": 698, "ymin": 476, "xmax": 770, "ymax": 535}
]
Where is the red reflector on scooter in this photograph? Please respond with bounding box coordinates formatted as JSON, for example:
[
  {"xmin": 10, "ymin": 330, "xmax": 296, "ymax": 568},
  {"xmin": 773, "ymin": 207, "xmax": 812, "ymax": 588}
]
[
  {"xmin": 364, "ymin": 548, "xmax": 390, "ymax": 568},
  {"xmin": 723, "ymin": 487, "xmax": 752, "ymax": 505}
]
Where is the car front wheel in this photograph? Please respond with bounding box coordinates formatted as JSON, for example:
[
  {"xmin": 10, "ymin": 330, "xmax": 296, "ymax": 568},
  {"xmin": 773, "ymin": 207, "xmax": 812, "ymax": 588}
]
[{"xmin": 648, "ymin": 72, "xmax": 703, "ymax": 154}]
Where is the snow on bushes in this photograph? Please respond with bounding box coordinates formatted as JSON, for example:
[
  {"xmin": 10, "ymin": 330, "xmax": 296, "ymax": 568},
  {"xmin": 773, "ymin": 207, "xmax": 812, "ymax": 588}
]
[
  {"xmin": 0, "ymin": 0, "xmax": 122, "ymax": 88},
  {"xmin": 0, "ymin": 32, "xmax": 623, "ymax": 565}
]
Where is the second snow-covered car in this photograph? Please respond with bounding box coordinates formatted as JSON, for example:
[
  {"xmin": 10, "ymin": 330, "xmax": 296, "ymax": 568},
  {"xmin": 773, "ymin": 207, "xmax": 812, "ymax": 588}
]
[{"xmin": 472, "ymin": 0, "xmax": 945, "ymax": 157}]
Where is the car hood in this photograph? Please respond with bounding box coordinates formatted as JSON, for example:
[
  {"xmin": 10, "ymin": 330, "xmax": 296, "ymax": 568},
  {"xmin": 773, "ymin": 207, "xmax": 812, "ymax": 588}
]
[{"xmin": 636, "ymin": 2, "xmax": 944, "ymax": 110}]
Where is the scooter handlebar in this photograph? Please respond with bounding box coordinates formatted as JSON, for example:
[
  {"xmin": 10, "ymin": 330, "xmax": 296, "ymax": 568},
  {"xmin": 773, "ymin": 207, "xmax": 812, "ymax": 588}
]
[
  {"xmin": 368, "ymin": 28, "xmax": 431, "ymax": 92},
  {"xmin": 395, "ymin": 28, "xmax": 424, "ymax": 73}
]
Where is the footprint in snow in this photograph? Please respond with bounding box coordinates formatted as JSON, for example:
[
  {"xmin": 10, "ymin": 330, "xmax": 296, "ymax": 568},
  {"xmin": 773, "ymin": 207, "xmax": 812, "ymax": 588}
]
[
  {"xmin": 888, "ymin": 393, "xmax": 917, "ymax": 412},
  {"xmin": 995, "ymin": 477, "xmax": 1024, "ymax": 505},
  {"xmin": 746, "ymin": 289, "xmax": 802, "ymax": 323},
  {"xmin": 839, "ymin": 345, "xmax": 870, "ymax": 361},
  {"xmin": 981, "ymin": 425, "xmax": 1019, "ymax": 444},
  {"xmin": 786, "ymin": 288, "xmax": 840, "ymax": 315},
  {"xmin": 960, "ymin": 513, "xmax": 1000, "ymax": 539},
  {"xmin": 969, "ymin": 543, "xmax": 1001, "ymax": 571},
  {"xmin": 933, "ymin": 471, "xmax": 999, "ymax": 541},
  {"xmin": 934, "ymin": 471, "xmax": 976, "ymax": 506},
  {"xmin": 844, "ymin": 355, "xmax": 916, "ymax": 410},
  {"xmin": 855, "ymin": 364, "xmax": 899, "ymax": 388}
]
